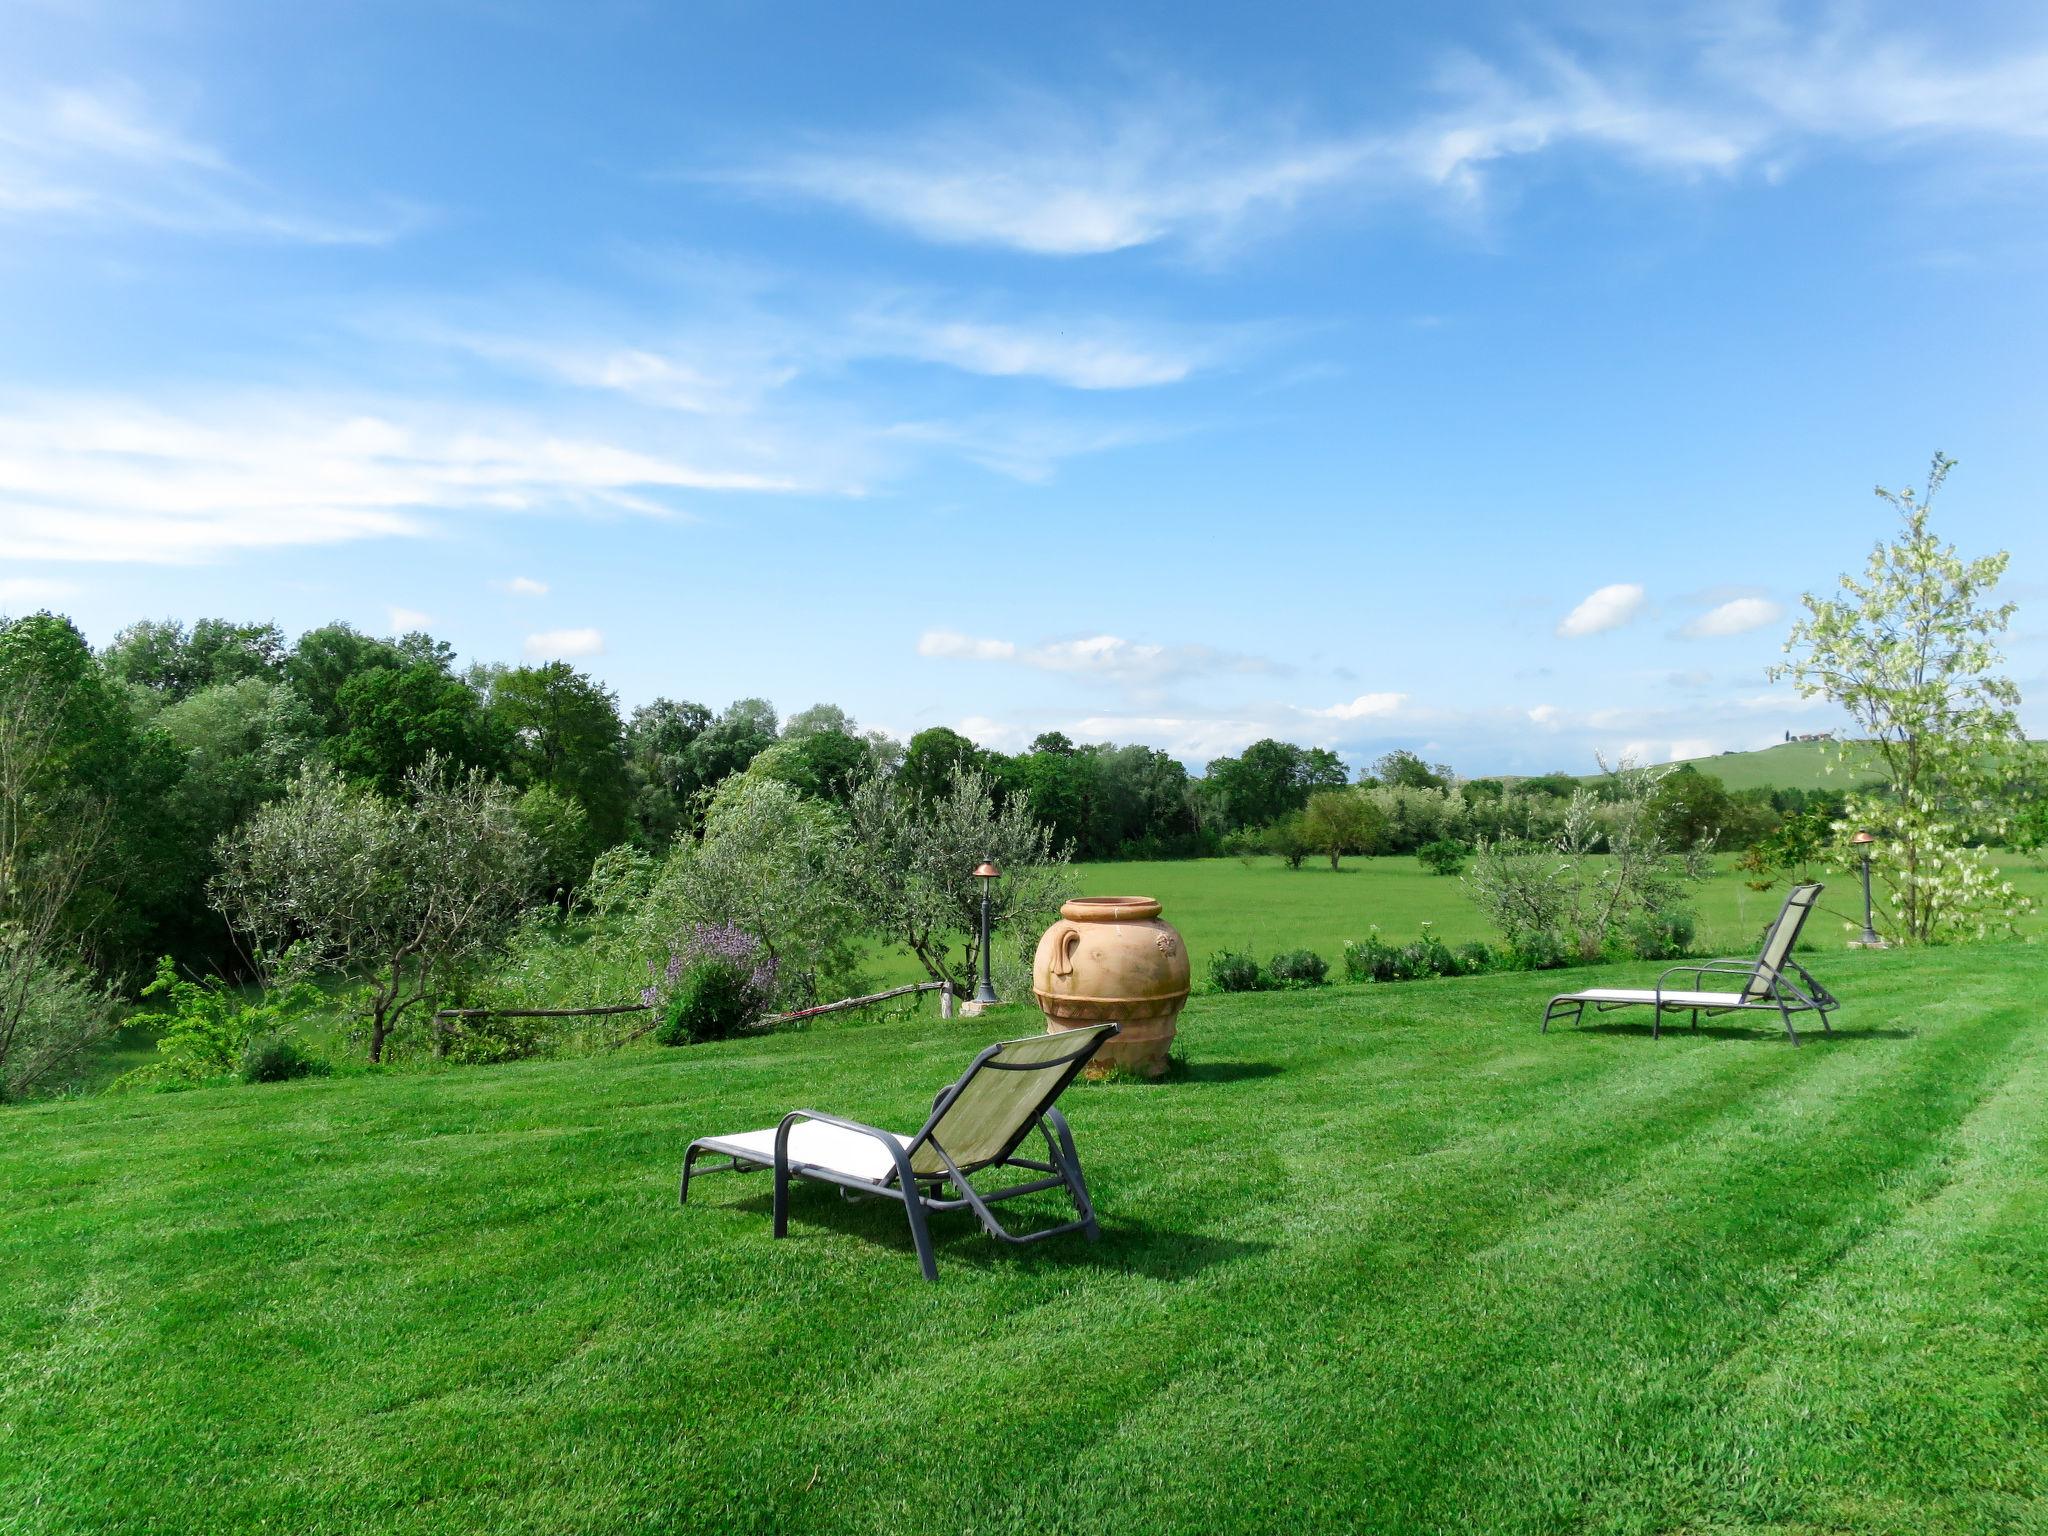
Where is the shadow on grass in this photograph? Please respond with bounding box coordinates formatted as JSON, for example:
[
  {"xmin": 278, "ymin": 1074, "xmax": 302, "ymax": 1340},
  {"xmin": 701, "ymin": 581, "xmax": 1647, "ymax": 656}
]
[
  {"xmin": 1564, "ymin": 1021, "xmax": 1917, "ymax": 1042},
  {"xmin": 721, "ymin": 1185, "xmax": 1269, "ymax": 1281}
]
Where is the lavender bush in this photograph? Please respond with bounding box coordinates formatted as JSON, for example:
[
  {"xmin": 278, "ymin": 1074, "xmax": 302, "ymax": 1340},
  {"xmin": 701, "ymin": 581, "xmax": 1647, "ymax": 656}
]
[{"xmin": 644, "ymin": 923, "xmax": 778, "ymax": 1045}]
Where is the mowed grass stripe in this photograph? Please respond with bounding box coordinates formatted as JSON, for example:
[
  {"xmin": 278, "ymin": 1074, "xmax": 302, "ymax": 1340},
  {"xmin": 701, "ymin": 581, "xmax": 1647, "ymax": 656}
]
[{"xmin": 1, "ymin": 945, "xmax": 2043, "ymax": 1534}]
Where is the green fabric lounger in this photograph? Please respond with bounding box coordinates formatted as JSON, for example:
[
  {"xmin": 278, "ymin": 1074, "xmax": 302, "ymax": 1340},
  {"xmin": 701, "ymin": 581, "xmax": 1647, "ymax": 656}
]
[
  {"xmin": 680, "ymin": 1023, "xmax": 1118, "ymax": 1281},
  {"xmin": 1541, "ymin": 882, "xmax": 1840, "ymax": 1045}
]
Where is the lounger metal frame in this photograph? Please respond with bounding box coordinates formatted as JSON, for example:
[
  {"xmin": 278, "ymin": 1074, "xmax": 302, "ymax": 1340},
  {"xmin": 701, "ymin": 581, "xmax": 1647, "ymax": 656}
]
[
  {"xmin": 679, "ymin": 1025, "xmax": 1115, "ymax": 1282},
  {"xmin": 1541, "ymin": 883, "xmax": 1840, "ymax": 1045}
]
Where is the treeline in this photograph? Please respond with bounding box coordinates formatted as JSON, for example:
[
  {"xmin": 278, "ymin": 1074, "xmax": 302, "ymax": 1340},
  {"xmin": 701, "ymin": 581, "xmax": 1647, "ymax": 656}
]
[{"xmin": 1, "ymin": 608, "xmax": 1866, "ymax": 985}]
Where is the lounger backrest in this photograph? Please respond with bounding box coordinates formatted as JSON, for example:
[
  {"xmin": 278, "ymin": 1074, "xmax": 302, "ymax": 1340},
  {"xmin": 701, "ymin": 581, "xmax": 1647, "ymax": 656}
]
[
  {"xmin": 1744, "ymin": 883, "xmax": 1823, "ymax": 999},
  {"xmin": 907, "ymin": 1024, "xmax": 1117, "ymax": 1179}
]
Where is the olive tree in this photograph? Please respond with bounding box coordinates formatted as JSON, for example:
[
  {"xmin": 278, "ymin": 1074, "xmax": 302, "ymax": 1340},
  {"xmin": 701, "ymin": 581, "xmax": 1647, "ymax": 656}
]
[
  {"xmin": 634, "ymin": 776, "xmax": 867, "ymax": 1007},
  {"xmin": 1464, "ymin": 761, "xmax": 1710, "ymax": 963},
  {"xmin": 212, "ymin": 756, "xmax": 537, "ymax": 1061},
  {"xmin": 1302, "ymin": 789, "xmax": 1387, "ymax": 871},
  {"xmin": 846, "ymin": 766, "xmax": 1071, "ymax": 993},
  {"xmin": 1770, "ymin": 454, "xmax": 2031, "ymax": 942},
  {"xmin": 0, "ymin": 656, "xmax": 116, "ymax": 1096}
]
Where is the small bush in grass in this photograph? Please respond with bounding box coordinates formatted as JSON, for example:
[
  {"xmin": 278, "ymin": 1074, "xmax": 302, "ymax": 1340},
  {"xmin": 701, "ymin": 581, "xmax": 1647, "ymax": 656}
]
[
  {"xmin": 1416, "ymin": 838, "xmax": 1469, "ymax": 877},
  {"xmin": 1626, "ymin": 906, "xmax": 1697, "ymax": 962},
  {"xmin": 1455, "ymin": 941, "xmax": 1500, "ymax": 975},
  {"xmin": 239, "ymin": 1033, "xmax": 329, "ymax": 1084},
  {"xmin": 1399, "ymin": 928, "xmax": 1460, "ymax": 979},
  {"xmin": 1343, "ymin": 931, "xmax": 1401, "ymax": 983},
  {"xmin": 644, "ymin": 923, "xmax": 778, "ymax": 1046},
  {"xmin": 1509, "ymin": 930, "xmax": 1573, "ymax": 971},
  {"xmin": 1267, "ymin": 949, "xmax": 1329, "ymax": 988},
  {"xmin": 1208, "ymin": 950, "xmax": 1265, "ymax": 993}
]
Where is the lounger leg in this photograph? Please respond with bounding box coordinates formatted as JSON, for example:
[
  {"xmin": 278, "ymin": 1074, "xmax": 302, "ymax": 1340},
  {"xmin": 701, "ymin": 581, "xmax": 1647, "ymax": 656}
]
[
  {"xmin": 1652, "ymin": 1007, "xmax": 1662, "ymax": 1041},
  {"xmin": 1779, "ymin": 999, "xmax": 1800, "ymax": 1047},
  {"xmin": 772, "ymin": 1163, "xmax": 790, "ymax": 1239},
  {"xmin": 1044, "ymin": 1109, "xmax": 1101, "ymax": 1242},
  {"xmin": 679, "ymin": 1144, "xmax": 702, "ymax": 1206},
  {"xmin": 902, "ymin": 1194, "xmax": 939, "ymax": 1282}
]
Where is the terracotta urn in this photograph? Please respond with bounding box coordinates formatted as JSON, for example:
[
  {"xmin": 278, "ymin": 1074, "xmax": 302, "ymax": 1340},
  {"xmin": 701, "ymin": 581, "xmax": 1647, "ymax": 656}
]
[{"xmin": 1033, "ymin": 897, "xmax": 1191, "ymax": 1079}]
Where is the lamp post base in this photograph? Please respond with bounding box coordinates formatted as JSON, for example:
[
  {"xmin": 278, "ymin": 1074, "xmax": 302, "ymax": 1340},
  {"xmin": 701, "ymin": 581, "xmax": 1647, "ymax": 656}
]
[{"xmin": 1848, "ymin": 937, "xmax": 1889, "ymax": 950}]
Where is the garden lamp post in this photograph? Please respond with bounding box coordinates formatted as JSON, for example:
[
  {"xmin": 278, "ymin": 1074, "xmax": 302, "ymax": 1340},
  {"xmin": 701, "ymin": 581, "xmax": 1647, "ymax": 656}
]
[
  {"xmin": 972, "ymin": 861, "xmax": 1001, "ymax": 1005},
  {"xmin": 1850, "ymin": 830, "xmax": 1883, "ymax": 947}
]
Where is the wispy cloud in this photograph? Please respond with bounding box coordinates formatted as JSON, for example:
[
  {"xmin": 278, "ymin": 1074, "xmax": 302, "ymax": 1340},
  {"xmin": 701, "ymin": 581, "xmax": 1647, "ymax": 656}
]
[
  {"xmin": 501, "ymin": 576, "xmax": 549, "ymax": 596},
  {"xmin": 387, "ymin": 606, "xmax": 431, "ymax": 631},
  {"xmin": 1303, "ymin": 691, "xmax": 1408, "ymax": 721},
  {"xmin": 1557, "ymin": 582, "xmax": 1646, "ymax": 638},
  {"xmin": 0, "ymin": 81, "xmax": 415, "ymax": 244},
  {"xmin": 1683, "ymin": 595, "xmax": 1783, "ymax": 638},
  {"xmin": 0, "ymin": 397, "xmax": 807, "ymax": 564},
  {"xmin": 918, "ymin": 629, "xmax": 1277, "ymax": 685},
  {"xmin": 726, "ymin": 18, "xmax": 2048, "ymax": 257},
  {"xmin": 524, "ymin": 627, "xmax": 604, "ymax": 660}
]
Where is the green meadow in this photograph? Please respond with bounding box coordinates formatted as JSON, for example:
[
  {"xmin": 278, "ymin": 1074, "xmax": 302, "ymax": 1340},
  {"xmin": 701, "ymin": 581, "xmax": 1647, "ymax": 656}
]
[
  {"xmin": 868, "ymin": 852, "xmax": 2048, "ymax": 987},
  {"xmin": 4, "ymin": 942, "xmax": 2044, "ymax": 1534}
]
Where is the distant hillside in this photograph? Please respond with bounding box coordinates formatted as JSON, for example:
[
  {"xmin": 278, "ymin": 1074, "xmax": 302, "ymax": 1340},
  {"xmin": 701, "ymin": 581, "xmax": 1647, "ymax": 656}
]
[
  {"xmin": 1659, "ymin": 740, "xmax": 1882, "ymax": 792},
  {"xmin": 1628, "ymin": 738, "xmax": 2046, "ymax": 794}
]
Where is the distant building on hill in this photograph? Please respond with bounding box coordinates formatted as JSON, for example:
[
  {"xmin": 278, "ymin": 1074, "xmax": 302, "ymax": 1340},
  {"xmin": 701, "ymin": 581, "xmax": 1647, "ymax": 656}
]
[{"xmin": 1782, "ymin": 730, "xmax": 1836, "ymax": 744}]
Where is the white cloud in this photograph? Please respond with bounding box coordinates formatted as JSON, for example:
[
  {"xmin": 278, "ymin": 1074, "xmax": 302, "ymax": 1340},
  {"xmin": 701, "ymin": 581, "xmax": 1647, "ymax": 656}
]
[
  {"xmin": 524, "ymin": 627, "xmax": 604, "ymax": 660},
  {"xmin": 1557, "ymin": 582, "xmax": 1646, "ymax": 638},
  {"xmin": 387, "ymin": 606, "xmax": 431, "ymax": 631},
  {"xmin": 729, "ymin": 84, "xmax": 1370, "ymax": 257},
  {"xmin": 864, "ymin": 314, "xmax": 1203, "ymax": 389},
  {"xmin": 1683, "ymin": 596, "xmax": 1783, "ymax": 638},
  {"xmin": 0, "ymin": 397, "xmax": 808, "ymax": 563},
  {"xmin": 916, "ymin": 629, "xmax": 1274, "ymax": 684},
  {"xmin": 1304, "ymin": 692, "xmax": 1408, "ymax": 721},
  {"xmin": 502, "ymin": 576, "xmax": 549, "ymax": 596},
  {"xmin": 1528, "ymin": 703, "xmax": 1562, "ymax": 729},
  {"xmin": 918, "ymin": 630, "xmax": 1018, "ymax": 663},
  {"xmin": 1667, "ymin": 737, "xmax": 1720, "ymax": 762},
  {"xmin": 728, "ymin": 24, "xmax": 2048, "ymax": 257},
  {"xmin": 0, "ymin": 82, "xmax": 412, "ymax": 244}
]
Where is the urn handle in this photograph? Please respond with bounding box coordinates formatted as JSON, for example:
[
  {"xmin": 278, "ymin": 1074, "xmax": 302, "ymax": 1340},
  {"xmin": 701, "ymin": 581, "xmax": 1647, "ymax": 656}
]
[{"xmin": 1047, "ymin": 922, "xmax": 1082, "ymax": 981}]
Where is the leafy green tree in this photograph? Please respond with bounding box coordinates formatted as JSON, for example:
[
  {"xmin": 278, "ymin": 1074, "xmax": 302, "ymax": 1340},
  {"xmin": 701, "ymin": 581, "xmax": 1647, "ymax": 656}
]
[
  {"xmin": 1416, "ymin": 838, "xmax": 1469, "ymax": 877},
  {"xmin": 329, "ymin": 663, "xmax": 505, "ymax": 794},
  {"xmin": 1263, "ymin": 810, "xmax": 1312, "ymax": 870},
  {"xmin": 748, "ymin": 729, "xmax": 874, "ymax": 805},
  {"xmin": 1302, "ymin": 789, "xmax": 1387, "ymax": 871},
  {"xmin": 212, "ymin": 757, "xmax": 537, "ymax": 1062},
  {"xmin": 484, "ymin": 663, "xmax": 631, "ymax": 847},
  {"xmin": 682, "ymin": 698, "xmax": 779, "ymax": 803},
  {"xmin": 1365, "ymin": 750, "xmax": 1454, "ymax": 792},
  {"xmin": 283, "ymin": 623, "xmax": 410, "ymax": 733},
  {"xmin": 625, "ymin": 697, "xmax": 712, "ymax": 847},
  {"xmin": 515, "ymin": 784, "xmax": 597, "ymax": 910},
  {"xmin": 103, "ymin": 618, "xmax": 285, "ymax": 700},
  {"xmin": 780, "ymin": 702, "xmax": 856, "ymax": 740},
  {"xmin": 1205, "ymin": 739, "xmax": 1333, "ymax": 831},
  {"xmin": 1647, "ymin": 765, "xmax": 1734, "ymax": 850},
  {"xmin": 1771, "ymin": 453, "xmax": 2032, "ymax": 942},
  {"xmin": 157, "ymin": 679, "xmax": 319, "ymax": 837},
  {"xmin": 845, "ymin": 766, "xmax": 1070, "ymax": 993},
  {"xmin": 637, "ymin": 777, "xmax": 867, "ymax": 1007},
  {"xmin": 897, "ymin": 726, "xmax": 985, "ymax": 806}
]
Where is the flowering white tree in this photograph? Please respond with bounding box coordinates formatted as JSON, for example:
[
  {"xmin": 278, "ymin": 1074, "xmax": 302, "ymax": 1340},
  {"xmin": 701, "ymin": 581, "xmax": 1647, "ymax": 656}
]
[{"xmin": 1771, "ymin": 454, "xmax": 2031, "ymax": 943}]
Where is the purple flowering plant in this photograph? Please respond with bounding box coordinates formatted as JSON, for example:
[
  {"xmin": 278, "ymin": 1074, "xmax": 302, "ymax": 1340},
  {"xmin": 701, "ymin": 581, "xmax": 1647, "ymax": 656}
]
[{"xmin": 642, "ymin": 922, "xmax": 779, "ymax": 1015}]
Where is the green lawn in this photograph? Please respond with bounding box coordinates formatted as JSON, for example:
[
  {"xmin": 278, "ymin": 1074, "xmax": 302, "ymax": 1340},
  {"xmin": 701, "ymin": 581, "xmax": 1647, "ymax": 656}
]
[
  {"xmin": 865, "ymin": 853, "xmax": 2048, "ymax": 987},
  {"xmin": 5, "ymin": 944, "xmax": 2045, "ymax": 1533}
]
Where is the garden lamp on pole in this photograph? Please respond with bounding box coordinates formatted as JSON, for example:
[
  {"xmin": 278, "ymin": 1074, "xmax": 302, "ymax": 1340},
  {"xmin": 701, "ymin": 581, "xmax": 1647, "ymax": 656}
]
[
  {"xmin": 1849, "ymin": 830, "xmax": 1883, "ymax": 947},
  {"xmin": 972, "ymin": 861, "xmax": 1001, "ymax": 1006}
]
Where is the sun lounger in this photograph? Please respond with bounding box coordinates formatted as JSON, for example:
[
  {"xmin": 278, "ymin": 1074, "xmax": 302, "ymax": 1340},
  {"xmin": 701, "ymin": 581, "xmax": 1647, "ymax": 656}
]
[
  {"xmin": 680, "ymin": 1023, "xmax": 1117, "ymax": 1280},
  {"xmin": 1541, "ymin": 882, "xmax": 1839, "ymax": 1045}
]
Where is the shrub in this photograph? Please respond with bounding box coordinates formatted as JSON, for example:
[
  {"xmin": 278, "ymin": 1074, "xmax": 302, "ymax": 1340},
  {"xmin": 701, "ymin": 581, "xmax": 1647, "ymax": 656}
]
[
  {"xmin": 1416, "ymin": 838, "xmax": 1469, "ymax": 877},
  {"xmin": 1343, "ymin": 931, "xmax": 1401, "ymax": 983},
  {"xmin": 114, "ymin": 957, "xmax": 325, "ymax": 1092},
  {"xmin": 1267, "ymin": 948, "xmax": 1329, "ymax": 988},
  {"xmin": 645, "ymin": 923, "xmax": 778, "ymax": 1045},
  {"xmin": 1626, "ymin": 906, "xmax": 1697, "ymax": 962},
  {"xmin": 1508, "ymin": 930, "xmax": 1573, "ymax": 971},
  {"xmin": 1399, "ymin": 929, "xmax": 1459, "ymax": 979},
  {"xmin": 1208, "ymin": 949, "xmax": 1265, "ymax": 993},
  {"xmin": 1455, "ymin": 940, "xmax": 1500, "ymax": 975},
  {"xmin": 441, "ymin": 1008, "xmax": 558, "ymax": 1065},
  {"xmin": 239, "ymin": 1033, "xmax": 329, "ymax": 1084}
]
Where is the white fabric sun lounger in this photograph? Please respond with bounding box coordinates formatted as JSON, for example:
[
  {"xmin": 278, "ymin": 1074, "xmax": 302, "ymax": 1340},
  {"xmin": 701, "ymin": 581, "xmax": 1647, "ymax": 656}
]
[{"xmin": 1541, "ymin": 882, "xmax": 1839, "ymax": 1045}]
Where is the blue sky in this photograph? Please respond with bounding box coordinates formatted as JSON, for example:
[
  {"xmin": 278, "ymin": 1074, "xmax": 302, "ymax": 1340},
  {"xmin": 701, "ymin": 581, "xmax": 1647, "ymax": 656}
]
[{"xmin": 2, "ymin": 0, "xmax": 2044, "ymax": 773}]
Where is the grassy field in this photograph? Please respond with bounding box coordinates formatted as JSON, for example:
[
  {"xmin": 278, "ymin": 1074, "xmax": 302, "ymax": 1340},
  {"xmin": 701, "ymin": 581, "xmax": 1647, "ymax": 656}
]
[
  {"xmin": 866, "ymin": 853, "xmax": 2048, "ymax": 988},
  {"xmin": 5, "ymin": 943, "xmax": 2045, "ymax": 1534},
  {"xmin": 1653, "ymin": 739, "xmax": 1880, "ymax": 791}
]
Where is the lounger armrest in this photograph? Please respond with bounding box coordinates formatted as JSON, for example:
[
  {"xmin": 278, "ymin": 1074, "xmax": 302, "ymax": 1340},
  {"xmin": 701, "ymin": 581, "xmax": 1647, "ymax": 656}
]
[
  {"xmin": 774, "ymin": 1110, "xmax": 923, "ymax": 1191},
  {"xmin": 1655, "ymin": 961, "xmax": 1773, "ymax": 994}
]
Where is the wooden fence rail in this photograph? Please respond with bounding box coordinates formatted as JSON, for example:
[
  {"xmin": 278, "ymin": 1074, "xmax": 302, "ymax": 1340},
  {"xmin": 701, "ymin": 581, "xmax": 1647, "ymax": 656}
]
[{"xmin": 429, "ymin": 981, "xmax": 955, "ymax": 1054}]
